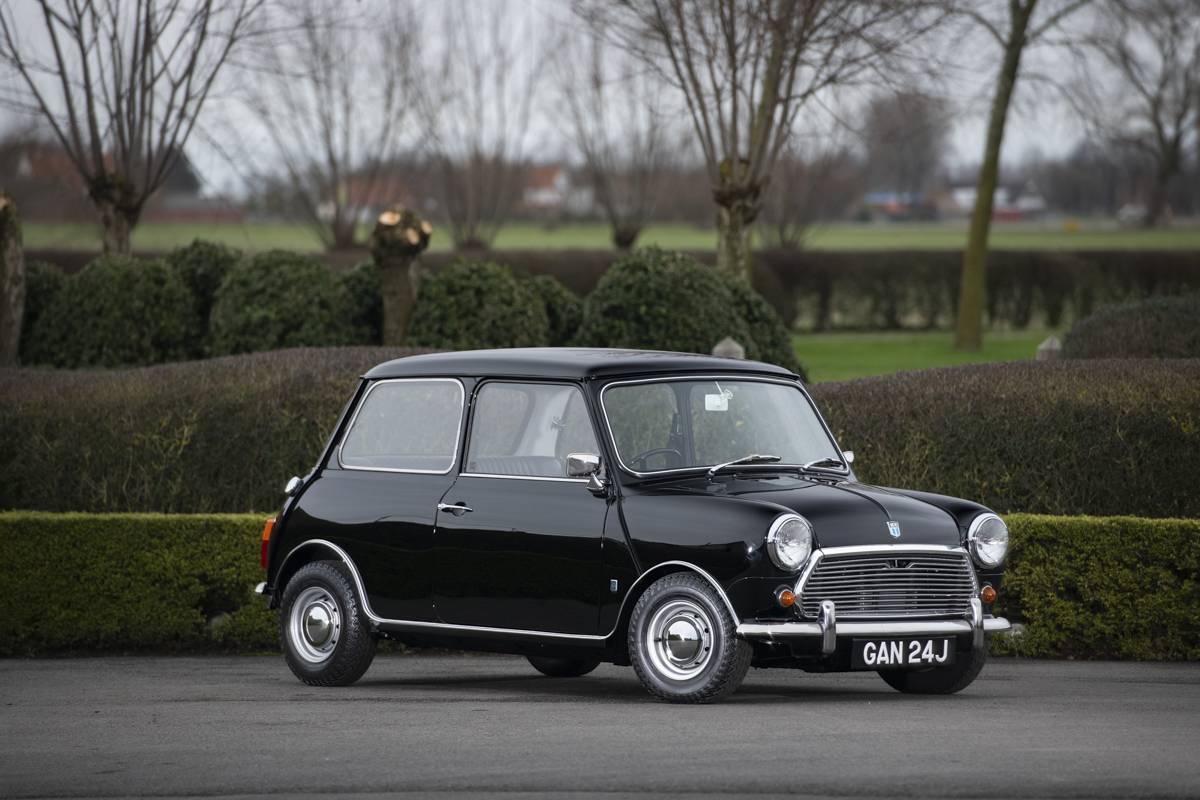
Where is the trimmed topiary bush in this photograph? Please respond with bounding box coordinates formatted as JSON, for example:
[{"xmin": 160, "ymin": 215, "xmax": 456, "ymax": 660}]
[
  {"xmin": 208, "ymin": 250, "xmax": 357, "ymax": 356},
  {"xmin": 407, "ymin": 260, "xmax": 549, "ymax": 350},
  {"xmin": 341, "ymin": 259, "xmax": 382, "ymax": 344},
  {"xmin": 994, "ymin": 514, "xmax": 1200, "ymax": 660},
  {"xmin": 18, "ymin": 259, "xmax": 65, "ymax": 362},
  {"xmin": 526, "ymin": 274, "xmax": 582, "ymax": 346},
  {"xmin": 24, "ymin": 254, "xmax": 196, "ymax": 368},
  {"xmin": 1063, "ymin": 294, "xmax": 1200, "ymax": 359},
  {"xmin": 574, "ymin": 247, "xmax": 802, "ymax": 373},
  {"xmin": 811, "ymin": 359, "xmax": 1200, "ymax": 518},
  {"xmin": 165, "ymin": 239, "xmax": 242, "ymax": 353}
]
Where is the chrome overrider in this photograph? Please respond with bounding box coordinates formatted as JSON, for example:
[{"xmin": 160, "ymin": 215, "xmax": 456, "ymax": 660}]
[{"xmin": 736, "ymin": 544, "xmax": 1011, "ymax": 654}]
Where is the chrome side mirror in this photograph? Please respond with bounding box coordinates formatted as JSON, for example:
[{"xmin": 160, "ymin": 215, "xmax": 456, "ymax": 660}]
[
  {"xmin": 842, "ymin": 450, "xmax": 855, "ymax": 465},
  {"xmin": 284, "ymin": 475, "xmax": 303, "ymax": 496},
  {"xmin": 566, "ymin": 453, "xmax": 601, "ymax": 478}
]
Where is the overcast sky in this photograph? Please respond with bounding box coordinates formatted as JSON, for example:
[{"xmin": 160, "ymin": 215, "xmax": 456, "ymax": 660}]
[{"xmin": 1, "ymin": 0, "xmax": 1097, "ymax": 198}]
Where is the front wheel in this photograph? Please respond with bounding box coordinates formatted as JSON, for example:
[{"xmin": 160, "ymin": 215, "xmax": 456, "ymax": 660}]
[
  {"xmin": 877, "ymin": 647, "xmax": 986, "ymax": 694},
  {"xmin": 628, "ymin": 573, "xmax": 751, "ymax": 703},
  {"xmin": 280, "ymin": 560, "xmax": 376, "ymax": 686}
]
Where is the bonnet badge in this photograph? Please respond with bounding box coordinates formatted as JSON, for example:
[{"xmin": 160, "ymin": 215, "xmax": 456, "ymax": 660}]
[{"xmin": 887, "ymin": 520, "xmax": 902, "ymax": 539}]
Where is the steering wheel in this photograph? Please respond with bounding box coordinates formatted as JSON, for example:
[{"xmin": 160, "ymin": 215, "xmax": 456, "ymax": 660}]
[{"xmin": 629, "ymin": 447, "xmax": 683, "ymax": 470}]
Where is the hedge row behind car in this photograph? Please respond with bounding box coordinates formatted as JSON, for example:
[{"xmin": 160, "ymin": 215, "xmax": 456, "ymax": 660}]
[
  {"xmin": 1, "ymin": 512, "xmax": 1194, "ymax": 659},
  {"xmin": 1, "ymin": 352, "xmax": 1196, "ymax": 517}
]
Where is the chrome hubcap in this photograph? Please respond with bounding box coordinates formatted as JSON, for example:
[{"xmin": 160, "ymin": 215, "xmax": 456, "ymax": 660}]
[
  {"xmin": 645, "ymin": 598, "xmax": 714, "ymax": 681},
  {"xmin": 289, "ymin": 587, "xmax": 341, "ymax": 663}
]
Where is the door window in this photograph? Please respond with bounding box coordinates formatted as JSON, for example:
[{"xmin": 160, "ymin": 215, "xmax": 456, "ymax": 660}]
[
  {"xmin": 339, "ymin": 379, "xmax": 464, "ymax": 473},
  {"xmin": 465, "ymin": 383, "xmax": 600, "ymax": 478}
]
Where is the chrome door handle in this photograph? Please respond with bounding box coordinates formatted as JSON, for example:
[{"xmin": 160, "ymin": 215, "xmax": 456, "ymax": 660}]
[{"xmin": 437, "ymin": 502, "xmax": 473, "ymax": 515}]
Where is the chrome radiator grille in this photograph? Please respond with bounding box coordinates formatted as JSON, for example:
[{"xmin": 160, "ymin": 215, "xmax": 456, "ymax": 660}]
[{"xmin": 799, "ymin": 550, "xmax": 977, "ymax": 619}]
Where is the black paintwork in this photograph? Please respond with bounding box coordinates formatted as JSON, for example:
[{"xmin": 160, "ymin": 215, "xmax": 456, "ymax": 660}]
[{"xmin": 264, "ymin": 348, "xmax": 1004, "ymax": 665}]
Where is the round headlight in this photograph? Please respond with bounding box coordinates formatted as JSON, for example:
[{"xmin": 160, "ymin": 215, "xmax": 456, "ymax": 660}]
[
  {"xmin": 968, "ymin": 513, "xmax": 1009, "ymax": 567},
  {"xmin": 766, "ymin": 514, "xmax": 813, "ymax": 572}
]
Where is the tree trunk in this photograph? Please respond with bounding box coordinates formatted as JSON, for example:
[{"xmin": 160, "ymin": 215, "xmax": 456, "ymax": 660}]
[
  {"xmin": 379, "ymin": 256, "xmax": 419, "ymax": 345},
  {"xmin": 955, "ymin": 5, "xmax": 1033, "ymax": 352},
  {"xmin": 715, "ymin": 202, "xmax": 754, "ymax": 280},
  {"xmin": 97, "ymin": 199, "xmax": 134, "ymax": 255},
  {"xmin": 0, "ymin": 195, "xmax": 25, "ymax": 366},
  {"xmin": 1143, "ymin": 156, "xmax": 1176, "ymax": 228},
  {"xmin": 612, "ymin": 223, "xmax": 641, "ymax": 250}
]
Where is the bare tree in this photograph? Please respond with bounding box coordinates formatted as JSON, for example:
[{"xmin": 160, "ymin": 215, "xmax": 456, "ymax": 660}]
[
  {"xmin": 239, "ymin": 0, "xmax": 422, "ymax": 250},
  {"xmin": 758, "ymin": 140, "xmax": 864, "ymax": 248},
  {"xmin": 951, "ymin": 0, "xmax": 1092, "ymax": 351},
  {"xmin": 863, "ymin": 88, "xmax": 952, "ymax": 200},
  {"xmin": 421, "ymin": 1, "xmax": 542, "ymax": 250},
  {"xmin": 583, "ymin": 0, "xmax": 946, "ymax": 279},
  {"xmin": 1074, "ymin": 0, "xmax": 1199, "ymax": 228},
  {"xmin": 556, "ymin": 25, "xmax": 669, "ymax": 249},
  {"xmin": 0, "ymin": 0, "xmax": 262, "ymax": 254}
]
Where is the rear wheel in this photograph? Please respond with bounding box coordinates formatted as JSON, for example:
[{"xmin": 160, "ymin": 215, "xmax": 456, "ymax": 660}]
[
  {"xmin": 527, "ymin": 656, "xmax": 601, "ymax": 678},
  {"xmin": 628, "ymin": 573, "xmax": 751, "ymax": 703},
  {"xmin": 877, "ymin": 647, "xmax": 986, "ymax": 694},
  {"xmin": 280, "ymin": 560, "xmax": 376, "ymax": 686}
]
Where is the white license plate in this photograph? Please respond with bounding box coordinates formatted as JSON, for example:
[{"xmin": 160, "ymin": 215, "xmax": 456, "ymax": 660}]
[{"xmin": 851, "ymin": 637, "xmax": 955, "ymax": 669}]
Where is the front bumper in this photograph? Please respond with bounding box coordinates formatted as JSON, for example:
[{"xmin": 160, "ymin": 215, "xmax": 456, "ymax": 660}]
[{"xmin": 737, "ymin": 598, "xmax": 1011, "ymax": 654}]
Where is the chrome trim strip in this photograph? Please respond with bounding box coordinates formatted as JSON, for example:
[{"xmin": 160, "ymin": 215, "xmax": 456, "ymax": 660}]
[
  {"xmin": 277, "ymin": 540, "xmax": 739, "ymax": 641},
  {"xmin": 597, "ymin": 374, "xmax": 849, "ymax": 479},
  {"xmin": 337, "ymin": 378, "xmax": 465, "ymax": 475},
  {"xmin": 459, "ymin": 472, "xmax": 587, "ymax": 483},
  {"xmin": 737, "ymin": 616, "xmax": 1011, "ymax": 640}
]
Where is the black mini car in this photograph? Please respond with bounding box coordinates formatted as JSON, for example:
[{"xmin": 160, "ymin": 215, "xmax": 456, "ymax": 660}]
[{"xmin": 257, "ymin": 348, "xmax": 1010, "ymax": 703}]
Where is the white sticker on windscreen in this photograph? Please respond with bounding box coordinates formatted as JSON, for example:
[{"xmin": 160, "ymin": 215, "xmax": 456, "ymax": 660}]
[{"xmin": 705, "ymin": 393, "xmax": 729, "ymax": 411}]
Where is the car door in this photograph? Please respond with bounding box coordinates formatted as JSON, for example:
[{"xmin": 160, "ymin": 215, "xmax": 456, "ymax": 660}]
[
  {"xmin": 433, "ymin": 381, "xmax": 609, "ymax": 635},
  {"xmin": 323, "ymin": 377, "xmax": 466, "ymax": 622}
]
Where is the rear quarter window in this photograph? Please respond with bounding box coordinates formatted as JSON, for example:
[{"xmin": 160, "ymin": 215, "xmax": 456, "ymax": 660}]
[{"xmin": 339, "ymin": 379, "xmax": 464, "ymax": 473}]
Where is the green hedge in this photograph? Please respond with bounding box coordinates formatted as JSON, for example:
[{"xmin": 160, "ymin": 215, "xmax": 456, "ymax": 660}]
[
  {"xmin": 995, "ymin": 515, "xmax": 1200, "ymax": 660},
  {"xmin": 0, "ymin": 513, "xmax": 274, "ymax": 655},
  {"xmin": 811, "ymin": 359, "xmax": 1200, "ymax": 518},
  {"xmin": 0, "ymin": 347, "xmax": 433, "ymax": 513},
  {"xmin": 0, "ymin": 512, "xmax": 1194, "ymax": 658},
  {"xmin": 408, "ymin": 260, "xmax": 551, "ymax": 350},
  {"xmin": 2, "ymin": 353, "xmax": 1196, "ymax": 517},
  {"xmin": 1063, "ymin": 294, "xmax": 1200, "ymax": 359}
]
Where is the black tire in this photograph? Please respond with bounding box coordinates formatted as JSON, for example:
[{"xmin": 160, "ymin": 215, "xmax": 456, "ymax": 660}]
[
  {"xmin": 877, "ymin": 646, "xmax": 987, "ymax": 694},
  {"xmin": 527, "ymin": 656, "xmax": 602, "ymax": 678},
  {"xmin": 279, "ymin": 560, "xmax": 376, "ymax": 687},
  {"xmin": 627, "ymin": 573, "xmax": 751, "ymax": 704}
]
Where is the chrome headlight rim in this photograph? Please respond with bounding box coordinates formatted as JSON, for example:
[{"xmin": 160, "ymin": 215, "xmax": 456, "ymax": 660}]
[
  {"xmin": 765, "ymin": 513, "xmax": 814, "ymax": 572},
  {"xmin": 967, "ymin": 512, "xmax": 1008, "ymax": 568}
]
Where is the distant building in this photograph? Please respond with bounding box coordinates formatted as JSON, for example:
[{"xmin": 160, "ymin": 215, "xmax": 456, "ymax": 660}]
[
  {"xmin": 520, "ymin": 164, "xmax": 594, "ymax": 218},
  {"xmin": 945, "ymin": 180, "xmax": 1048, "ymax": 221}
]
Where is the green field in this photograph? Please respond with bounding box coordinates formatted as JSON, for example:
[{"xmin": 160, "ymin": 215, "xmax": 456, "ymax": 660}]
[
  {"xmin": 24, "ymin": 219, "xmax": 1200, "ymax": 253},
  {"xmin": 796, "ymin": 328, "xmax": 1054, "ymax": 383}
]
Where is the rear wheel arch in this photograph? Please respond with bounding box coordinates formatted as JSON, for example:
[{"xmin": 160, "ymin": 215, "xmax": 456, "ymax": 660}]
[{"xmin": 271, "ymin": 540, "xmax": 364, "ymax": 612}]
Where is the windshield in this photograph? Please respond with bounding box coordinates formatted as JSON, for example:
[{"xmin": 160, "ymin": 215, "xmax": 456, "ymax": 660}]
[{"xmin": 601, "ymin": 378, "xmax": 843, "ymax": 475}]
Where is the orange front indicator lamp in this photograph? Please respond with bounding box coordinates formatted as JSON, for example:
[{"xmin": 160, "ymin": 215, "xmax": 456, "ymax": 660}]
[
  {"xmin": 980, "ymin": 584, "xmax": 997, "ymax": 605},
  {"xmin": 260, "ymin": 517, "xmax": 275, "ymax": 569},
  {"xmin": 776, "ymin": 588, "xmax": 796, "ymax": 608}
]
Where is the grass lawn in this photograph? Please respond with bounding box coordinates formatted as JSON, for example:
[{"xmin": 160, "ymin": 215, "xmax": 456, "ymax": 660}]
[
  {"xmin": 23, "ymin": 219, "xmax": 1200, "ymax": 253},
  {"xmin": 796, "ymin": 328, "xmax": 1054, "ymax": 383}
]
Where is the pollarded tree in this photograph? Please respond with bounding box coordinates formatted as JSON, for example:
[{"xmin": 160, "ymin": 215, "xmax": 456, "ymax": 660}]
[
  {"xmin": 0, "ymin": 0, "xmax": 262, "ymax": 254},
  {"xmin": 583, "ymin": 0, "xmax": 947, "ymax": 279}
]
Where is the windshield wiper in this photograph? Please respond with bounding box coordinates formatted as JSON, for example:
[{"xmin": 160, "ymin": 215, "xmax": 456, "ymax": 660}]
[
  {"xmin": 707, "ymin": 453, "xmax": 781, "ymax": 478},
  {"xmin": 801, "ymin": 457, "xmax": 846, "ymax": 471}
]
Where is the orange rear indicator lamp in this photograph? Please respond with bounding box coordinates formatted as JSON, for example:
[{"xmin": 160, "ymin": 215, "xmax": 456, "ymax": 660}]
[
  {"xmin": 776, "ymin": 588, "xmax": 796, "ymax": 608},
  {"xmin": 980, "ymin": 584, "xmax": 997, "ymax": 604},
  {"xmin": 260, "ymin": 517, "xmax": 276, "ymax": 569}
]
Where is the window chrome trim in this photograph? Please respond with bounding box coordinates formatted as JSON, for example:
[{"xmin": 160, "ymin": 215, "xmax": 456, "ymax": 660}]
[
  {"xmin": 459, "ymin": 473, "xmax": 588, "ymax": 483},
  {"xmin": 337, "ymin": 377, "xmax": 465, "ymax": 475},
  {"xmin": 277, "ymin": 539, "xmax": 739, "ymax": 641},
  {"xmin": 597, "ymin": 374, "xmax": 849, "ymax": 479}
]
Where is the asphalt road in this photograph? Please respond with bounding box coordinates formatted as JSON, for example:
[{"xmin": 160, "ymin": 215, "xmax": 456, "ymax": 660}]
[{"xmin": 1, "ymin": 656, "xmax": 1198, "ymax": 800}]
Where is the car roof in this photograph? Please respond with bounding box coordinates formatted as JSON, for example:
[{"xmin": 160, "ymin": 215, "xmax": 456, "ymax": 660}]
[{"xmin": 363, "ymin": 348, "xmax": 798, "ymax": 382}]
